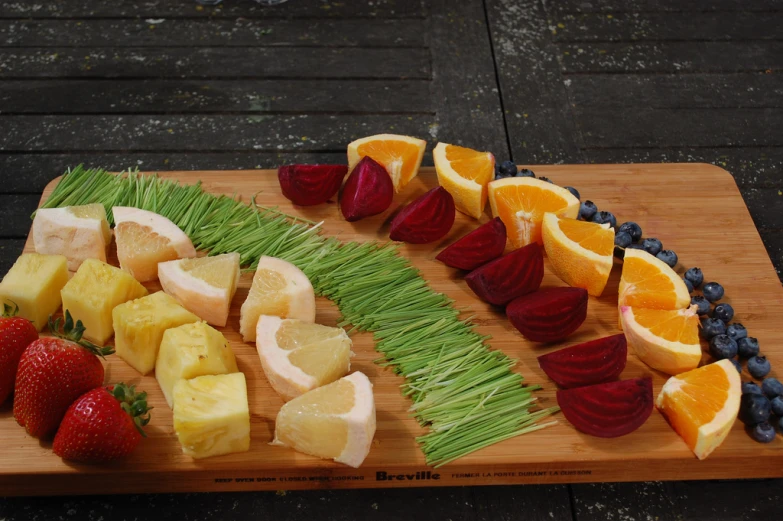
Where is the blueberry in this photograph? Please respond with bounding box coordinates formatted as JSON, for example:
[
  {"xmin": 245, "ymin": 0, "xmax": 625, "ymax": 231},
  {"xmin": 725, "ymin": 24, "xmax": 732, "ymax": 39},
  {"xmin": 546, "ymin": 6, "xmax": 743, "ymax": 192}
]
[
  {"xmin": 683, "ymin": 277, "xmax": 694, "ymax": 293},
  {"xmin": 564, "ymin": 186, "xmax": 580, "ymax": 199},
  {"xmin": 712, "ymin": 303, "xmax": 734, "ymax": 323},
  {"xmin": 709, "ymin": 334, "xmax": 738, "ymax": 360},
  {"xmin": 516, "ymin": 168, "xmax": 535, "ymax": 178},
  {"xmin": 617, "ymin": 222, "xmax": 642, "ymax": 243},
  {"xmin": 691, "ymin": 296, "xmax": 710, "ymax": 316},
  {"xmin": 702, "ymin": 282, "xmax": 724, "ymax": 303},
  {"xmin": 579, "ymin": 200, "xmax": 597, "ymax": 221},
  {"xmin": 700, "ymin": 317, "xmax": 727, "ymax": 340},
  {"xmin": 730, "ymin": 359, "xmax": 743, "ymax": 374},
  {"xmin": 614, "ymin": 232, "xmax": 632, "ymax": 248},
  {"xmin": 748, "ymin": 355, "xmax": 772, "ymax": 379},
  {"xmin": 727, "ymin": 323, "xmax": 747, "ymax": 341},
  {"xmin": 656, "ymin": 249, "xmax": 678, "ymax": 268},
  {"xmin": 496, "ymin": 160, "xmax": 517, "ymax": 179},
  {"xmin": 641, "ymin": 237, "xmax": 663, "ymax": 256},
  {"xmin": 538, "ymin": 176, "xmax": 554, "ymax": 184},
  {"xmin": 771, "ymin": 396, "xmax": 783, "ymax": 416},
  {"xmin": 762, "ymin": 377, "xmax": 783, "ymax": 399},
  {"xmin": 751, "ymin": 422, "xmax": 777, "ymax": 443},
  {"xmin": 739, "ymin": 393, "xmax": 771, "ymax": 425},
  {"xmin": 591, "ymin": 211, "xmax": 617, "ymax": 228},
  {"xmin": 737, "ymin": 337, "xmax": 760, "ymax": 358},
  {"xmin": 743, "ymin": 381, "xmax": 763, "ymax": 395},
  {"xmin": 683, "ymin": 267, "xmax": 704, "ymax": 289}
]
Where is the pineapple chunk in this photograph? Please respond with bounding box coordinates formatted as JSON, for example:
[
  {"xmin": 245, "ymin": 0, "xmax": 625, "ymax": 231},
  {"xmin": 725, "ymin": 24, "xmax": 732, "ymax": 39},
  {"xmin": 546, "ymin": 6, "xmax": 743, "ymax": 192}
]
[
  {"xmin": 0, "ymin": 253, "xmax": 68, "ymax": 332},
  {"xmin": 156, "ymin": 321, "xmax": 239, "ymax": 408},
  {"xmin": 113, "ymin": 291, "xmax": 199, "ymax": 375},
  {"xmin": 173, "ymin": 373, "xmax": 250, "ymax": 459},
  {"xmin": 61, "ymin": 259, "xmax": 148, "ymax": 345}
]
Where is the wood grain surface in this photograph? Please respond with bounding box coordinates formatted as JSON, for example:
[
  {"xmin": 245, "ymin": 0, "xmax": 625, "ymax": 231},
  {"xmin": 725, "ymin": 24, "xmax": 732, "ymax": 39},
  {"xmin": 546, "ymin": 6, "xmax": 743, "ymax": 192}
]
[{"xmin": 1, "ymin": 163, "xmax": 781, "ymax": 497}]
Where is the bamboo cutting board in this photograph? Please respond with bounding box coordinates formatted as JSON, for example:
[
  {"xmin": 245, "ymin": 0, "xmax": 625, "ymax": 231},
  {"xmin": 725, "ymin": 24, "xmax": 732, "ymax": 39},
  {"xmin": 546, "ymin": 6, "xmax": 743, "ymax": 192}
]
[{"xmin": 3, "ymin": 164, "xmax": 783, "ymax": 496}]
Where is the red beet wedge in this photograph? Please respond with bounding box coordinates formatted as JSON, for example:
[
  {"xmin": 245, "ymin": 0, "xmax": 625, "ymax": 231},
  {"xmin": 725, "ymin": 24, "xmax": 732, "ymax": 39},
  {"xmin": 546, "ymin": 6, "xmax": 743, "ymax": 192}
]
[
  {"xmin": 341, "ymin": 157, "xmax": 395, "ymax": 222},
  {"xmin": 435, "ymin": 217, "xmax": 507, "ymax": 270},
  {"xmin": 389, "ymin": 187, "xmax": 455, "ymax": 244},
  {"xmin": 538, "ymin": 333, "xmax": 627, "ymax": 389},
  {"xmin": 278, "ymin": 164, "xmax": 348, "ymax": 206},
  {"xmin": 506, "ymin": 287, "xmax": 587, "ymax": 342},
  {"xmin": 556, "ymin": 377, "xmax": 654, "ymax": 438},
  {"xmin": 464, "ymin": 243, "xmax": 543, "ymax": 306}
]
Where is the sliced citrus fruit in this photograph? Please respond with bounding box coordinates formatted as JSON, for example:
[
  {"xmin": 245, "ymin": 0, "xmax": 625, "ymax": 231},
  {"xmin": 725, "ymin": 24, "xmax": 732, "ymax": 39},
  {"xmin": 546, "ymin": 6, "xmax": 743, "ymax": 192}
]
[
  {"xmin": 32, "ymin": 203, "xmax": 112, "ymax": 271},
  {"xmin": 656, "ymin": 359, "xmax": 741, "ymax": 460},
  {"xmin": 112, "ymin": 207, "xmax": 196, "ymax": 282},
  {"xmin": 239, "ymin": 256, "xmax": 316, "ymax": 342},
  {"xmin": 256, "ymin": 315, "xmax": 353, "ymax": 401},
  {"xmin": 158, "ymin": 252, "xmax": 241, "ymax": 327},
  {"xmin": 619, "ymin": 248, "xmax": 691, "ymax": 310},
  {"xmin": 541, "ymin": 212, "xmax": 614, "ymax": 296},
  {"xmin": 620, "ymin": 305, "xmax": 702, "ymax": 375},
  {"xmin": 272, "ymin": 371, "xmax": 376, "ymax": 468},
  {"xmin": 347, "ymin": 133, "xmax": 426, "ymax": 193},
  {"xmin": 488, "ymin": 177, "xmax": 580, "ymax": 249},
  {"xmin": 433, "ymin": 142, "xmax": 495, "ymax": 219}
]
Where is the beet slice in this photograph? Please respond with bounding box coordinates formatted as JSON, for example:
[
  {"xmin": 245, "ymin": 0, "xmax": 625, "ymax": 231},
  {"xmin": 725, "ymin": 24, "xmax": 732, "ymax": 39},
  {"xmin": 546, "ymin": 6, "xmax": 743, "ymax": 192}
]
[
  {"xmin": 464, "ymin": 243, "xmax": 543, "ymax": 306},
  {"xmin": 435, "ymin": 217, "xmax": 507, "ymax": 270},
  {"xmin": 389, "ymin": 187, "xmax": 456, "ymax": 244},
  {"xmin": 278, "ymin": 164, "xmax": 348, "ymax": 206},
  {"xmin": 538, "ymin": 334, "xmax": 627, "ymax": 388},
  {"xmin": 506, "ymin": 287, "xmax": 588, "ymax": 342},
  {"xmin": 340, "ymin": 157, "xmax": 394, "ymax": 222},
  {"xmin": 557, "ymin": 377, "xmax": 654, "ymax": 438}
]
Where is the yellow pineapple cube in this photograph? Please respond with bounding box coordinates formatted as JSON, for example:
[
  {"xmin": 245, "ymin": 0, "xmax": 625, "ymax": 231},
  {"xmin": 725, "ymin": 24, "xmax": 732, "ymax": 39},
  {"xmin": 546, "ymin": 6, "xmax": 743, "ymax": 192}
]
[
  {"xmin": 156, "ymin": 321, "xmax": 238, "ymax": 408},
  {"xmin": 112, "ymin": 291, "xmax": 199, "ymax": 375},
  {"xmin": 61, "ymin": 259, "xmax": 148, "ymax": 345},
  {"xmin": 0, "ymin": 253, "xmax": 68, "ymax": 331},
  {"xmin": 173, "ymin": 373, "xmax": 250, "ymax": 459}
]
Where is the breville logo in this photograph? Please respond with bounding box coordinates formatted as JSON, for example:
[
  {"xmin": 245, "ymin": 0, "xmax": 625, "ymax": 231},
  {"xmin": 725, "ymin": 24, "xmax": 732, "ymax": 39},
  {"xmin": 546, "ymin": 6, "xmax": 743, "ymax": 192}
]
[{"xmin": 376, "ymin": 471, "xmax": 440, "ymax": 481}]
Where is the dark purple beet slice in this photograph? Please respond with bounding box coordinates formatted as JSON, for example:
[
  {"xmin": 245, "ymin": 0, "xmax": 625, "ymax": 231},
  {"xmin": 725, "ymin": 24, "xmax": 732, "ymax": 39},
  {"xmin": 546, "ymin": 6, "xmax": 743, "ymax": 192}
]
[
  {"xmin": 435, "ymin": 217, "xmax": 507, "ymax": 270},
  {"xmin": 464, "ymin": 242, "xmax": 543, "ymax": 306},
  {"xmin": 278, "ymin": 164, "xmax": 348, "ymax": 206},
  {"xmin": 556, "ymin": 377, "xmax": 654, "ymax": 438},
  {"xmin": 389, "ymin": 187, "xmax": 456, "ymax": 244},
  {"xmin": 340, "ymin": 157, "xmax": 394, "ymax": 222},
  {"xmin": 506, "ymin": 287, "xmax": 588, "ymax": 343},
  {"xmin": 538, "ymin": 334, "xmax": 627, "ymax": 388}
]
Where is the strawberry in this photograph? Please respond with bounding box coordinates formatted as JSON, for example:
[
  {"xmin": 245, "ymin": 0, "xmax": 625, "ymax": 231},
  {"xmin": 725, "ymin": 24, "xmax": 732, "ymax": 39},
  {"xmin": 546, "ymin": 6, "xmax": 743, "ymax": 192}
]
[
  {"xmin": 0, "ymin": 302, "xmax": 38, "ymax": 405},
  {"xmin": 53, "ymin": 383, "xmax": 151, "ymax": 463},
  {"xmin": 13, "ymin": 311, "xmax": 113, "ymax": 438}
]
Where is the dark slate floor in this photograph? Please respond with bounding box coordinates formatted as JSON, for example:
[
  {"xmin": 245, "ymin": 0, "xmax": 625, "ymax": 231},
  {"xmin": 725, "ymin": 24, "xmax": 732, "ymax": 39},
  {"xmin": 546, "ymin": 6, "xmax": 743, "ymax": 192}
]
[{"xmin": 0, "ymin": 0, "xmax": 781, "ymax": 519}]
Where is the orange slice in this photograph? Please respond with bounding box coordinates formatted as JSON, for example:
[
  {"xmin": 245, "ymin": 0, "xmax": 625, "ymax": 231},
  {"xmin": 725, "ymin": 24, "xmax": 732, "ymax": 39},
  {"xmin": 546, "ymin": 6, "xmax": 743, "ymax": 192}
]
[
  {"xmin": 347, "ymin": 134, "xmax": 426, "ymax": 193},
  {"xmin": 656, "ymin": 359, "xmax": 741, "ymax": 460},
  {"xmin": 488, "ymin": 177, "xmax": 580, "ymax": 249},
  {"xmin": 541, "ymin": 213, "xmax": 614, "ymax": 296},
  {"xmin": 619, "ymin": 248, "xmax": 691, "ymax": 310},
  {"xmin": 433, "ymin": 142, "xmax": 494, "ymax": 219},
  {"xmin": 620, "ymin": 305, "xmax": 702, "ymax": 375}
]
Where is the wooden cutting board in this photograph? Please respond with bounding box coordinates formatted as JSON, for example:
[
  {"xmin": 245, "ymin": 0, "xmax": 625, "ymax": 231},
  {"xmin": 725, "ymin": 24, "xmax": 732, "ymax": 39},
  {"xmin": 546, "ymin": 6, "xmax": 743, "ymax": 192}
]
[{"xmin": 3, "ymin": 164, "xmax": 782, "ymax": 496}]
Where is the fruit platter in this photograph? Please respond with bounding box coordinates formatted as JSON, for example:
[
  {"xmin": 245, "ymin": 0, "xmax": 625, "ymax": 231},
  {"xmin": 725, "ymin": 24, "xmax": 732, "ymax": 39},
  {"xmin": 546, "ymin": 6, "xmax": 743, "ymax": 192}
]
[{"xmin": 1, "ymin": 136, "xmax": 782, "ymax": 496}]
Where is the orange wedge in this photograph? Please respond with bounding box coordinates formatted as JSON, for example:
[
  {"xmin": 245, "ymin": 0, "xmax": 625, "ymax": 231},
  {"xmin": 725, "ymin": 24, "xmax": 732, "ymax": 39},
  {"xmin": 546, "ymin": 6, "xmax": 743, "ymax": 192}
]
[
  {"xmin": 433, "ymin": 142, "xmax": 494, "ymax": 219},
  {"xmin": 541, "ymin": 213, "xmax": 614, "ymax": 296},
  {"xmin": 656, "ymin": 359, "xmax": 741, "ymax": 460},
  {"xmin": 619, "ymin": 248, "xmax": 691, "ymax": 310},
  {"xmin": 620, "ymin": 305, "xmax": 702, "ymax": 375},
  {"xmin": 347, "ymin": 134, "xmax": 426, "ymax": 193},
  {"xmin": 488, "ymin": 177, "xmax": 580, "ymax": 249}
]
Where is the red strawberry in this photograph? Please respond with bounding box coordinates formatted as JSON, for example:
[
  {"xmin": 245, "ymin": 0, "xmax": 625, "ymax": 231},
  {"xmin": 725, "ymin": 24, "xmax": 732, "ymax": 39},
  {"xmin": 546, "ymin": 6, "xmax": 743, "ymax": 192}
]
[
  {"xmin": 13, "ymin": 311, "xmax": 113, "ymax": 439},
  {"xmin": 0, "ymin": 303, "xmax": 38, "ymax": 405},
  {"xmin": 54, "ymin": 383, "xmax": 151, "ymax": 463}
]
